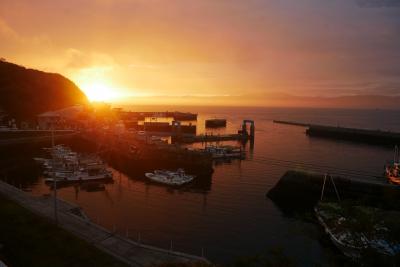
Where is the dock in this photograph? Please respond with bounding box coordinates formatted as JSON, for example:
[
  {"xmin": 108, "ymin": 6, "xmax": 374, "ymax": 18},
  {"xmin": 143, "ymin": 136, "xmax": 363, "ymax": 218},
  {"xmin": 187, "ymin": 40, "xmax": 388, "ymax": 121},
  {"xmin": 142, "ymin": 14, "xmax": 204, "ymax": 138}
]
[
  {"xmin": 274, "ymin": 120, "xmax": 400, "ymax": 146},
  {"xmin": 0, "ymin": 180, "xmax": 210, "ymax": 266},
  {"xmin": 79, "ymin": 131, "xmax": 215, "ymax": 175}
]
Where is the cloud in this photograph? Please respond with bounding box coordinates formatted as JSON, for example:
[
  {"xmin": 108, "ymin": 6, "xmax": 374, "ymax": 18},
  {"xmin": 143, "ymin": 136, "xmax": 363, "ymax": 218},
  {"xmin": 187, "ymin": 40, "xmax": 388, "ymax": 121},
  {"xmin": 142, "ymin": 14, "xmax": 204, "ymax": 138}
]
[
  {"xmin": 64, "ymin": 49, "xmax": 115, "ymax": 69},
  {"xmin": 0, "ymin": 17, "xmax": 20, "ymax": 42},
  {"xmin": 356, "ymin": 0, "xmax": 400, "ymax": 7}
]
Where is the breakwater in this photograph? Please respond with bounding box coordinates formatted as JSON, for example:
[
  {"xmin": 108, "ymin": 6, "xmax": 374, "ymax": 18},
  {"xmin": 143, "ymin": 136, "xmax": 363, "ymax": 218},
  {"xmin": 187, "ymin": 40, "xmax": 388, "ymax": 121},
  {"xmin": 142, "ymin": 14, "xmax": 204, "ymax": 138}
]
[
  {"xmin": 272, "ymin": 120, "xmax": 310, "ymax": 127},
  {"xmin": 267, "ymin": 171, "xmax": 400, "ymax": 213},
  {"xmin": 306, "ymin": 125, "xmax": 400, "ymax": 146},
  {"xmin": 273, "ymin": 120, "xmax": 400, "ymax": 146}
]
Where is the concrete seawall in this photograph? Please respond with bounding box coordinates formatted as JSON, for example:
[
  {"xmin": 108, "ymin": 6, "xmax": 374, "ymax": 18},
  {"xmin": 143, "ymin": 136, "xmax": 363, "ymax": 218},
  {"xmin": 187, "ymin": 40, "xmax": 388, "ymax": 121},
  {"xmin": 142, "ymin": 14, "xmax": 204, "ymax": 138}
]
[
  {"xmin": 0, "ymin": 180, "xmax": 210, "ymax": 266},
  {"xmin": 273, "ymin": 120, "xmax": 400, "ymax": 146},
  {"xmin": 306, "ymin": 125, "xmax": 400, "ymax": 146}
]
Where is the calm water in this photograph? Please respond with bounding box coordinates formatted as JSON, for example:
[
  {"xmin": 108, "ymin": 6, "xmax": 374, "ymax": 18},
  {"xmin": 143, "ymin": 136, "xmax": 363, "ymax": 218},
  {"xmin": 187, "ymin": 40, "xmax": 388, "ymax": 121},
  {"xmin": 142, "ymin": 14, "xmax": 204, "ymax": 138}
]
[{"xmin": 7, "ymin": 107, "xmax": 400, "ymax": 265}]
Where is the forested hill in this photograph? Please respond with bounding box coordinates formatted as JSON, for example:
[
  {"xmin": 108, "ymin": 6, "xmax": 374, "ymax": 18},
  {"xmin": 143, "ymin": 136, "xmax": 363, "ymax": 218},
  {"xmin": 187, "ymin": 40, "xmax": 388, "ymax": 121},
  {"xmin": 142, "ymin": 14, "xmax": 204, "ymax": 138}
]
[{"xmin": 0, "ymin": 60, "xmax": 88, "ymax": 121}]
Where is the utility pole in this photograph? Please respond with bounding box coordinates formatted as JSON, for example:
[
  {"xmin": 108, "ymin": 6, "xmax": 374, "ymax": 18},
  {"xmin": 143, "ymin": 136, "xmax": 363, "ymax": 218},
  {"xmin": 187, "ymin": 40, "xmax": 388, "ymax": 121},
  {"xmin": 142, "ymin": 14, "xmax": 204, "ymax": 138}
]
[{"xmin": 52, "ymin": 125, "xmax": 59, "ymax": 225}]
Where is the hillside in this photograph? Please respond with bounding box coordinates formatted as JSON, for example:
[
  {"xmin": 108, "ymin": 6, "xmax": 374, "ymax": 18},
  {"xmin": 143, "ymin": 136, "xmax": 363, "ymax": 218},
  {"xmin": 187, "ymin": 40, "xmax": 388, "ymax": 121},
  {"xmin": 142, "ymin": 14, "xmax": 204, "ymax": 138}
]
[{"xmin": 0, "ymin": 60, "xmax": 88, "ymax": 121}]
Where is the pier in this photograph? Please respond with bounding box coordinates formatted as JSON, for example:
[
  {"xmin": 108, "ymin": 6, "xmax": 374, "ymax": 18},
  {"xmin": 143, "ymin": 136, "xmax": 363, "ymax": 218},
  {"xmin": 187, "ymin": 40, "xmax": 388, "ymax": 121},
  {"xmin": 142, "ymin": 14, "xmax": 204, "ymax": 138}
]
[
  {"xmin": 0, "ymin": 180, "xmax": 210, "ymax": 266},
  {"xmin": 274, "ymin": 120, "xmax": 400, "ymax": 146},
  {"xmin": 79, "ymin": 131, "xmax": 215, "ymax": 175}
]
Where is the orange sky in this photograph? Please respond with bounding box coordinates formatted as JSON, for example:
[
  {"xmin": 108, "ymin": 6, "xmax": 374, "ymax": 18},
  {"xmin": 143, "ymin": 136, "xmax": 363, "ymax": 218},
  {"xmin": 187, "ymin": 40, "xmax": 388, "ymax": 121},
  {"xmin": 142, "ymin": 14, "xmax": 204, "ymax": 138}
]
[{"xmin": 1, "ymin": 0, "xmax": 400, "ymax": 104}]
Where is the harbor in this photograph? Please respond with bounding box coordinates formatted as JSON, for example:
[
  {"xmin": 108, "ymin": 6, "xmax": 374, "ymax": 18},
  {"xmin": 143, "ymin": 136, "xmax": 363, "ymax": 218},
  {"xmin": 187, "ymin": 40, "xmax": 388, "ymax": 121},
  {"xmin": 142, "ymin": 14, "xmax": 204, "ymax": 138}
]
[{"xmin": 1, "ymin": 107, "xmax": 400, "ymax": 266}]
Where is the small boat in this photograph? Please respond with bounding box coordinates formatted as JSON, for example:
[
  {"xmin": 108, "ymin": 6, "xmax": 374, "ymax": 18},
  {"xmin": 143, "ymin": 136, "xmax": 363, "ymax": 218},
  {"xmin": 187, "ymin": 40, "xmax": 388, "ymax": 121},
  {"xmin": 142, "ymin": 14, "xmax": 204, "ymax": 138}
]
[
  {"xmin": 205, "ymin": 118, "xmax": 226, "ymax": 128},
  {"xmin": 145, "ymin": 168, "xmax": 195, "ymax": 186},
  {"xmin": 45, "ymin": 169, "xmax": 112, "ymax": 183},
  {"xmin": 385, "ymin": 146, "xmax": 400, "ymax": 185},
  {"xmin": 204, "ymin": 145, "xmax": 244, "ymax": 159},
  {"xmin": 386, "ymin": 163, "xmax": 400, "ymax": 185},
  {"xmin": 314, "ymin": 203, "xmax": 367, "ymax": 258}
]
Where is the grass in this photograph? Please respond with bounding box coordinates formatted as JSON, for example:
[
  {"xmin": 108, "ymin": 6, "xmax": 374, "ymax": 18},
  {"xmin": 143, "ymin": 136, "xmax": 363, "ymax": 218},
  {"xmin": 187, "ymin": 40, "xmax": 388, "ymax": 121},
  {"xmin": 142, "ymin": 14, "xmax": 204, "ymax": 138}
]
[{"xmin": 0, "ymin": 195, "xmax": 127, "ymax": 267}]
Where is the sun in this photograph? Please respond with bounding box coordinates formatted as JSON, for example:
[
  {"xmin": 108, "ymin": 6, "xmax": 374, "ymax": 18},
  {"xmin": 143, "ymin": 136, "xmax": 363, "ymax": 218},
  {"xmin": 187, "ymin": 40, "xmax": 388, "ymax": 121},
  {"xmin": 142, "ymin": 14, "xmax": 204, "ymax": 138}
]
[
  {"xmin": 82, "ymin": 82, "xmax": 117, "ymax": 102},
  {"xmin": 71, "ymin": 66, "xmax": 121, "ymax": 102}
]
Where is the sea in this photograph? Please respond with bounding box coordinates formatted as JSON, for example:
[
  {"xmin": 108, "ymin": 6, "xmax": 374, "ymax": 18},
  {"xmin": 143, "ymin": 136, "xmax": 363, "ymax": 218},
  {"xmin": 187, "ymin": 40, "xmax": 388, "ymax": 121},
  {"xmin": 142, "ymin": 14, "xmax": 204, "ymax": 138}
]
[{"xmin": 3, "ymin": 106, "xmax": 400, "ymax": 266}]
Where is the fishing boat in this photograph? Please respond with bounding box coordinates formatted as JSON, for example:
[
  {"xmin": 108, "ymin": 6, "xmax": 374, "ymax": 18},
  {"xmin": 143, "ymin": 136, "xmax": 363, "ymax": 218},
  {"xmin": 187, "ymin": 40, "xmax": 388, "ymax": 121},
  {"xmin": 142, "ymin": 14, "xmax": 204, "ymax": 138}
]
[
  {"xmin": 145, "ymin": 168, "xmax": 195, "ymax": 186},
  {"xmin": 315, "ymin": 202, "xmax": 400, "ymax": 258},
  {"xmin": 45, "ymin": 168, "xmax": 112, "ymax": 183},
  {"xmin": 37, "ymin": 144, "xmax": 113, "ymax": 183},
  {"xmin": 314, "ymin": 203, "xmax": 367, "ymax": 258},
  {"xmin": 204, "ymin": 145, "xmax": 244, "ymax": 159},
  {"xmin": 385, "ymin": 146, "xmax": 400, "ymax": 185}
]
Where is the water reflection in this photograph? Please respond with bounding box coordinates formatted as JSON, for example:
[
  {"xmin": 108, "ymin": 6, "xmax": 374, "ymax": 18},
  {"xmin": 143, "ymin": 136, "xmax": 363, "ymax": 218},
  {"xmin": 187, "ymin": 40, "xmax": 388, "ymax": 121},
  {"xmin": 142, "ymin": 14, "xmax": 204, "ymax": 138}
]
[{"xmin": 1, "ymin": 107, "xmax": 399, "ymax": 265}]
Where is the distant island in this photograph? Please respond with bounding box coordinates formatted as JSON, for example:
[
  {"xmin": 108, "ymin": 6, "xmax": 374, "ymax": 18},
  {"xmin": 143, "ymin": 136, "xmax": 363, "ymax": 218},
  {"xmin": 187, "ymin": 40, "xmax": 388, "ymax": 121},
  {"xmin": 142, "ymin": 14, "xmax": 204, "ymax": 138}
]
[{"xmin": 0, "ymin": 60, "xmax": 88, "ymax": 122}]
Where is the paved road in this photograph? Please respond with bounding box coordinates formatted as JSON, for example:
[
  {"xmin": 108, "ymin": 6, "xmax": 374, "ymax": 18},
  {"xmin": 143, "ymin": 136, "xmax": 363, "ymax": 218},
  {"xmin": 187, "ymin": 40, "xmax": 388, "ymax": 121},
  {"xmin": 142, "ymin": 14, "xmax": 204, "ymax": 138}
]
[{"xmin": 0, "ymin": 180, "xmax": 209, "ymax": 267}]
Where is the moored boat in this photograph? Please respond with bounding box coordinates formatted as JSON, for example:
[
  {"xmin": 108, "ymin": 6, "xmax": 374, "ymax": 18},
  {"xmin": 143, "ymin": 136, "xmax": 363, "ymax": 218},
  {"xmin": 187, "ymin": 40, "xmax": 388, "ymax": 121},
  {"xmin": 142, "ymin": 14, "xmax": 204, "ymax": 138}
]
[
  {"xmin": 385, "ymin": 146, "xmax": 400, "ymax": 185},
  {"xmin": 45, "ymin": 169, "xmax": 112, "ymax": 183},
  {"xmin": 205, "ymin": 118, "xmax": 227, "ymax": 128},
  {"xmin": 145, "ymin": 168, "xmax": 195, "ymax": 186},
  {"xmin": 36, "ymin": 145, "xmax": 113, "ymax": 184},
  {"xmin": 203, "ymin": 145, "xmax": 244, "ymax": 159}
]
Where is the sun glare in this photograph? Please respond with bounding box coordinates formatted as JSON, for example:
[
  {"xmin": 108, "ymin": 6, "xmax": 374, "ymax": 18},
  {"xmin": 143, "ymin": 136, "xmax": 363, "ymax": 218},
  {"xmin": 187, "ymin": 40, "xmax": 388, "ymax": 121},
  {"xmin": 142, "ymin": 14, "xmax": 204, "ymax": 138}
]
[{"xmin": 82, "ymin": 82, "xmax": 117, "ymax": 102}]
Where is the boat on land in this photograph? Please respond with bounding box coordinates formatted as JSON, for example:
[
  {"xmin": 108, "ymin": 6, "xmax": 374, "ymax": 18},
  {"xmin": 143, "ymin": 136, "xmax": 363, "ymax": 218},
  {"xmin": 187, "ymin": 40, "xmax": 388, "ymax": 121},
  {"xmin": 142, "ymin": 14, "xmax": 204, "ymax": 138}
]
[
  {"xmin": 315, "ymin": 202, "xmax": 400, "ymax": 258},
  {"xmin": 145, "ymin": 169, "xmax": 195, "ymax": 186},
  {"xmin": 385, "ymin": 146, "xmax": 400, "ymax": 185}
]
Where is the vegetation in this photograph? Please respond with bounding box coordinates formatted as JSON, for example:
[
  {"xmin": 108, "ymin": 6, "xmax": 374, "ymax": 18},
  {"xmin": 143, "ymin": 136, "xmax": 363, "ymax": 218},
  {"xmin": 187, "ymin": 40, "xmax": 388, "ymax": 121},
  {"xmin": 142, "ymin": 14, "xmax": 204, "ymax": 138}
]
[
  {"xmin": 0, "ymin": 60, "xmax": 88, "ymax": 121},
  {"xmin": 0, "ymin": 195, "xmax": 126, "ymax": 267}
]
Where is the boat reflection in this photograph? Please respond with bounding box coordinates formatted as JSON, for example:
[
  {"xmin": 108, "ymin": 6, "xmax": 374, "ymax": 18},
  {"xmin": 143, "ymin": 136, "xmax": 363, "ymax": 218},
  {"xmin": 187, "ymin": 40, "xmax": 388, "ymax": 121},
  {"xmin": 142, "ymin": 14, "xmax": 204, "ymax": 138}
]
[{"xmin": 46, "ymin": 178, "xmax": 114, "ymax": 191}]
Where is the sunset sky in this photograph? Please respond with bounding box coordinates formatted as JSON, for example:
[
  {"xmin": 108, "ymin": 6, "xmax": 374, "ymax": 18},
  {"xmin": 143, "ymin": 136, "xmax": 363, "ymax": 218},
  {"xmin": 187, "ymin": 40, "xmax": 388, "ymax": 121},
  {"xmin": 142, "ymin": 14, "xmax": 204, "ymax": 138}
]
[{"xmin": 1, "ymin": 0, "xmax": 400, "ymax": 104}]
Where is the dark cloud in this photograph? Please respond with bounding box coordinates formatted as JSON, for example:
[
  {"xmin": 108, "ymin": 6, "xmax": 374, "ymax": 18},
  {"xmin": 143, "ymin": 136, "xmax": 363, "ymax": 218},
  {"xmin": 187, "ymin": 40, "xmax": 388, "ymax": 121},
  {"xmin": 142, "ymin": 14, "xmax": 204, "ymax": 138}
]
[{"xmin": 356, "ymin": 0, "xmax": 400, "ymax": 7}]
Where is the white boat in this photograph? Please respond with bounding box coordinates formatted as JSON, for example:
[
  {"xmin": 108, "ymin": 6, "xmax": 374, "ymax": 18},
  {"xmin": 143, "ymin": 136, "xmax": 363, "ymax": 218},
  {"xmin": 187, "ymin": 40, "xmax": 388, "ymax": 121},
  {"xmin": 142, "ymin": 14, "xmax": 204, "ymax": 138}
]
[
  {"xmin": 38, "ymin": 145, "xmax": 113, "ymax": 183},
  {"xmin": 145, "ymin": 168, "xmax": 195, "ymax": 186},
  {"xmin": 204, "ymin": 145, "xmax": 244, "ymax": 159},
  {"xmin": 45, "ymin": 169, "xmax": 112, "ymax": 183}
]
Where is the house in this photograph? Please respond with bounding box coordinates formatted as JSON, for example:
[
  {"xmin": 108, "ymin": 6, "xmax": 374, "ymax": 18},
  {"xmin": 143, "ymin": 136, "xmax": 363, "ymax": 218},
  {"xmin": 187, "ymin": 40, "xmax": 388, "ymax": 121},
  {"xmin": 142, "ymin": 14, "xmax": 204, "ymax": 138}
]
[{"xmin": 37, "ymin": 105, "xmax": 85, "ymax": 130}]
